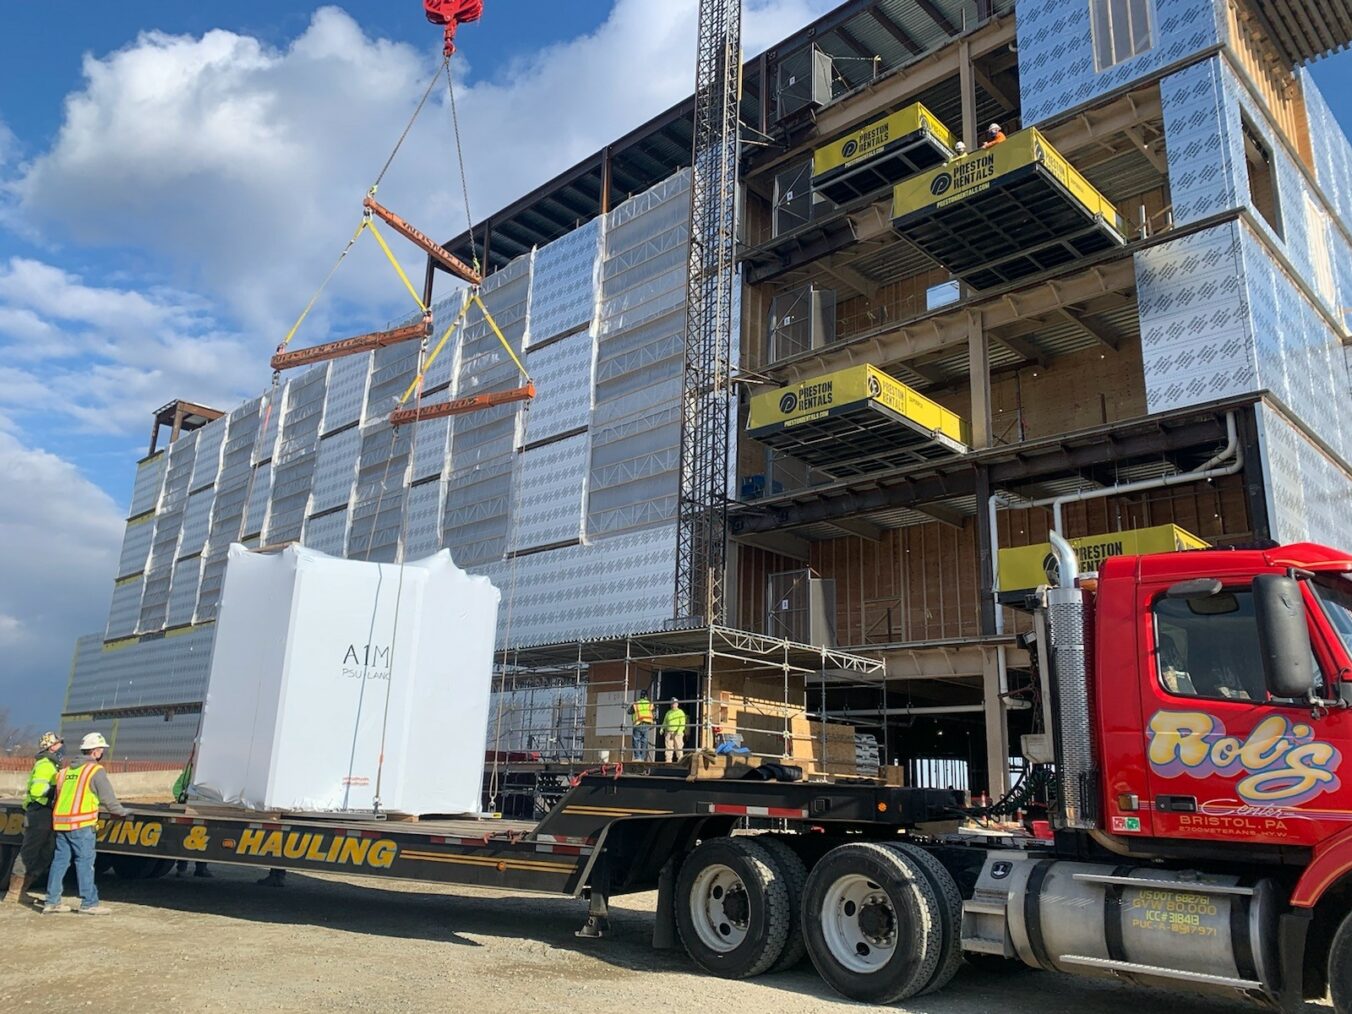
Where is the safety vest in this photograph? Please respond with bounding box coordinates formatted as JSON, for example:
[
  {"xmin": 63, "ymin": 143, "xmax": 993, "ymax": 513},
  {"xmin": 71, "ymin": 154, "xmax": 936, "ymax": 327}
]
[
  {"xmin": 24, "ymin": 755, "xmax": 59, "ymax": 808},
  {"xmin": 52, "ymin": 763, "xmax": 104, "ymax": 832},
  {"xmin": 663, "ymin": 707, "xmax": 688, "ymax": 734},
  {"xmin": 632, "ymin": 699, "xmax": 654, "ymax": 725}
]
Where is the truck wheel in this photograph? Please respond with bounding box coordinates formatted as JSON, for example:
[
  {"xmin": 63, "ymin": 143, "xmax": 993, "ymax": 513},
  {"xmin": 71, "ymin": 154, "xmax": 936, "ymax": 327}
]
[
  {"xmin": 1331, "ymin": 911, "xmax": 1352, "ymax": 1014},
  {"xmin": 756, "ymin": 837, "xmax": 809, "ymax": 972},
  {"xmin": 802, "ymin": 842, "xmax": 943, "ymax": 1004},
  {"xmin": 886, "ymin": 843, "xmax": 963, "ymax": 995},
  {"xmin": 675, "ymin": 837, "xmax": 791, "ymax": 979}
]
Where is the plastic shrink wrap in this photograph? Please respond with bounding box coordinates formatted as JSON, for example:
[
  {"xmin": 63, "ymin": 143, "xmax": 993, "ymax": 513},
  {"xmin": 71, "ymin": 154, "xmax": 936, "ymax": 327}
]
[{"xmin": 193, "ymin": 543, "xmax": 499, "ymax": 814}]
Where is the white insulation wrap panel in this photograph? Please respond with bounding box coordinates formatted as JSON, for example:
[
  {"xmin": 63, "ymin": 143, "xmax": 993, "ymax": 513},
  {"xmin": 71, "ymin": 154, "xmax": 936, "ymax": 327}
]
[
  {"xmin": 193, "ymin": 545, "xmax": 500, "ymax": 814},
  {"xmin": 323, "ymin": 353, "xmax": 372, "ymax": 433},
  {"xmin": 528, "ymin": 217, "xmax": 602, "ymax": 346},
  {"xmin": 129, "ymin": 453, "xmax": 167, "ymax": 518},
  {"xmin": 510, "ymin": 433, "xmax": 588, "ymax": 551},
  {"xmin": 523, "ymin": 331, "xmax": 594, "ymax": 443},
  {"xmin": 311, "ymin": 427, "xmax": 362, "ymax": 513},
  {"xmin": 189, "ymin": 417, "xmax": 227, "ymax": 491},
  {"xmin": 166, "ymin": 556, "xmax": 203, "ymax": 627},
  {"xmin": 403, "ymin": 480, "xmax": 446, "ymax": 559},
  {"xmin": 301, "ymin": 509, "xmax": 349, "ymax": 556},
  {"xmin": 116, "ymin": 516, "xmax": 156, "ymax": 579}
]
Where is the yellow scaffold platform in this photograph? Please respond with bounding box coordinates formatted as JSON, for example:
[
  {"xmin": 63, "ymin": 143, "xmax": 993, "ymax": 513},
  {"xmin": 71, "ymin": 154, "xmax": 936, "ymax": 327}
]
[
  {"xmin": 891, "ymin": 129, "xmax": 1127, "ymax": 290},
  {"xmin": 812, "ymin": 103, "xmax": 958, "ymax": 205},
  {"xmin": 747, "ymin": 365, "xmax": 969, "ymax": 477}
]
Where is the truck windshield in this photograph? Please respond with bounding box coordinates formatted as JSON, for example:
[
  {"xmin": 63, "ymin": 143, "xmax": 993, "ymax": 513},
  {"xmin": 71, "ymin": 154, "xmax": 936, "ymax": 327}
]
[{"xmin": 1311, "ymin": 575, "xmax": 1352, "ymax": 660}]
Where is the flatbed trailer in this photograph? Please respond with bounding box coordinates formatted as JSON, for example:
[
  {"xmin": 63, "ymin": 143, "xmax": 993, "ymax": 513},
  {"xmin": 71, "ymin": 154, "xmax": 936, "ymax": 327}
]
[{"xmin": 1, "ymin": 773, "xmax": 962, "ymax": 941}]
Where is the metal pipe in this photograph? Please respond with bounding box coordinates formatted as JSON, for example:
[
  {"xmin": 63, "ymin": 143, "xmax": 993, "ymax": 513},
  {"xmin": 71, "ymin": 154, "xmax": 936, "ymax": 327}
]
[
  {"xmin": 986, "ymin": 413, "xmax": 1241, "ymax": 643},
  {"xmin": 1050, "ymin": 412, "xmax": 1240, "ymax": 533},
  {"xmin": 1046, "ymin": 530, "xmax": 1095, "ymax": 829}
]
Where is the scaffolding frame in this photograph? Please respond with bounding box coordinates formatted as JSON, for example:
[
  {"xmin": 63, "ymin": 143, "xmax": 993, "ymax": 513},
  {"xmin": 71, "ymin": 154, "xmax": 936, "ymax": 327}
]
[{"xmin": 483, "ymin": 625, "xmax": 890, "ymax": 810}]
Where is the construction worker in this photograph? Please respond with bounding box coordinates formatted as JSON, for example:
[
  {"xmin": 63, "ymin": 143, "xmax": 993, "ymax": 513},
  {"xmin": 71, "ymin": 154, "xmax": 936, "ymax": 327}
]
[
  {"xmin": 981, "ymin": 123, "xmax": 1006, "ymax": 149},
  {"xmin": 42, "ymin": 732, "xmax": 129, "ymax": 914},
  {"xmin": 662, "ymin": 698, "xmax": 688, "ymax": 763},
  {"xmin": 4, "ymin": 732, "xmax": 64, "ymax": 904},
  {"xmin": 628, "ymin": 689, "xmax": 655, "ymax": 762}
]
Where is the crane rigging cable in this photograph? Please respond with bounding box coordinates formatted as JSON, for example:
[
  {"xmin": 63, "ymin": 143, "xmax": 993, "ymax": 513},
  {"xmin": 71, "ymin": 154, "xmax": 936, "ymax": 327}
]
[{"xmin": 266, "ymin": 34, "xmax": 531, "ymax": 421}]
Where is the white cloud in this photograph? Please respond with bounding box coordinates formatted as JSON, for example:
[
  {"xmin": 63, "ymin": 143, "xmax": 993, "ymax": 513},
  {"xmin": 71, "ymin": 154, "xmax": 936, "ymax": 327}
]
[
  {"xmin": 0, "ymin": 432, "xmax": 123, "ymax": 723},
  {"xmin": 15, "ymin": 1, "xmax": 835, "ymax": 340},
  {"xmin": 0, "ymin": 256, "xmax": 258, "ymax": 433}
]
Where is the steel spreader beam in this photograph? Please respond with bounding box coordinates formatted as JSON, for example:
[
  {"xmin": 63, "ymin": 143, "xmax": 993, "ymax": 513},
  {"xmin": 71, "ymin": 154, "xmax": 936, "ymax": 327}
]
[
  {"xmin": 363, "ymin": 195, "xmax": 483, "ymax": 286},
  {"xmin": 271, "ymin": 316, "xmax": 432, "ymax": 372}
]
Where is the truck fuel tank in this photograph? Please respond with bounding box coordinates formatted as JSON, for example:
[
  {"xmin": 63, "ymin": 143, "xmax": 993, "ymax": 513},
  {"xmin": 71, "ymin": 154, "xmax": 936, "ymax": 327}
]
[{"xmin": 961, "ymin": 852, "xmax": 1281, "ymax": 1002}]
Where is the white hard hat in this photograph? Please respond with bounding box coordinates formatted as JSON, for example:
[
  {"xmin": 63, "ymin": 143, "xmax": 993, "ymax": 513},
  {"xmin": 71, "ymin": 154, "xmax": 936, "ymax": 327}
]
[
  {"xmin": 81, "ymin": 732, "xmax": 109, "ymax": 751},
  {"xmin": 989, "ymin": 123, "xmax": 1002, "ymax": 133}
]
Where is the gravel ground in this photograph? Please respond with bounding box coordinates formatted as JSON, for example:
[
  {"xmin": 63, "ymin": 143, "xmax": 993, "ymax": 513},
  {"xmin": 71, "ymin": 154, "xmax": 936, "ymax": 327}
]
[{"xmin": 0, "ymin": 864, "xmax": 1330, "ymax": 1012}]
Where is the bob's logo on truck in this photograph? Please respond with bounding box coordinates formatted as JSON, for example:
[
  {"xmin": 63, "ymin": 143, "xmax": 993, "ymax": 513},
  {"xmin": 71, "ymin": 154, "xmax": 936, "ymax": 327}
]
[{"xmin": 1147, "ymin": 710, "xmax": 1342, "ymax": 806}]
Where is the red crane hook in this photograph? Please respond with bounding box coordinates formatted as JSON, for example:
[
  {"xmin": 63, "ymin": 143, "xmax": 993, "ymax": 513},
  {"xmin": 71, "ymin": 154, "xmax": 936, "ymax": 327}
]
[{"xmin": 424, "ymin": 0, "xmax": 484, "ymax": 56}]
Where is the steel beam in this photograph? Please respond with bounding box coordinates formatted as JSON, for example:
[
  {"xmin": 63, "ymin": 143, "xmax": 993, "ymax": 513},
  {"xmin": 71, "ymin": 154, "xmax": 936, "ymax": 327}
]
[
  {"xmin": 733, "ymin": 530, "xmax": 812, "ymax": 560},
  {"xmin": 729, "ymin": 414, "xmax": 1233, "ymax": 532},
  {"xmin": 827, "ymin": 517, "xmax": 884, "ymax": 541},
  {"xmin": 769, "ymin": 257, "xmax": 1136, "ymax": 383}
]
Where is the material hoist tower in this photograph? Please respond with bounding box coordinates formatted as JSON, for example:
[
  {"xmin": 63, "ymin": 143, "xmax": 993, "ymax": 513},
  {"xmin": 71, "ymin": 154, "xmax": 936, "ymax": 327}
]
[{"xmin": 674, "ymin": 0, "xmax": 742, "ymax": 627}]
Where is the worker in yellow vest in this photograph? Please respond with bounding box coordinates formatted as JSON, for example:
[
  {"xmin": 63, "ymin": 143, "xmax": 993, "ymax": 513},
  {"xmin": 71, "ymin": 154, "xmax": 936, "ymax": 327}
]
[
  {"xmin": 4, "ymin": 731, "xmax": 63, "ymax": 904},
  {"xmin": 662, "ymin": 698, "xmax": 688, "ymax": 763},
  {"xmin": 628, "ymin": 690, "xmax": 655, "ymax": 762},
  {"xmin": 42, "ymin": 732, "xmax": 129, "ymax": 915}
]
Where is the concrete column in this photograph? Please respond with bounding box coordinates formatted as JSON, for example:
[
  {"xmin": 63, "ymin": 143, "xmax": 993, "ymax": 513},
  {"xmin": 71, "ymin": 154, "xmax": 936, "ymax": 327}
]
[
  {"xmin": 982, "ymin": 646, "xmax": 1010, "ymax": 798},
  {"xmin": 967, "ymin": 310, "xmax": 991, "ymax": 450},
  {"xmin": 959, "ymin": 38, "xmax": 977, "ymax": 151}
]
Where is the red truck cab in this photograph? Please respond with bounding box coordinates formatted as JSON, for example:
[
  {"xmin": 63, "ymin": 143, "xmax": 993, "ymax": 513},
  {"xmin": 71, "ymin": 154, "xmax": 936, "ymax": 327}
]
[{"xmin": 1093, "ymin": 543, "xmax": 1352, "ymax": 894}]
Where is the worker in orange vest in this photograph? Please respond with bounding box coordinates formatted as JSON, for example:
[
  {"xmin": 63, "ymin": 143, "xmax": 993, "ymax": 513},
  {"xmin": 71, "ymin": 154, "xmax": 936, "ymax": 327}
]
[
  {"xmin": 42, "ymin": 732, "xmax": 129, "ymax": 915},
  {"xmin": 981, "ymin": 123, "xmax": 1006, "ymax": 149}
]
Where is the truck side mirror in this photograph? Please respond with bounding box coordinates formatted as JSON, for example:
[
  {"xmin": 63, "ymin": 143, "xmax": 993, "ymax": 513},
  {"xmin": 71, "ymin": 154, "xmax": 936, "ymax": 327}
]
[{"xmin": 1252, "ymin": 574, "xmax": 1315, "ymax": 699}]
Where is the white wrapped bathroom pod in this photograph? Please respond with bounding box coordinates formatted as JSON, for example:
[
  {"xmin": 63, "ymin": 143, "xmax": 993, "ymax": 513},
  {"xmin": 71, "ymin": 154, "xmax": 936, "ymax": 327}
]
[{"xmin": 193, "ymin": 543, "xmax": 499, "ymax": 814}]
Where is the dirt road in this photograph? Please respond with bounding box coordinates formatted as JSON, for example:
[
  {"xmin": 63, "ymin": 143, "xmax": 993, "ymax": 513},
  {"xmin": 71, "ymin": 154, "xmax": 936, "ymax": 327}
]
[{"xmin": 0, "ymin": 865, "xmax": 1326, "ymax": 1012}]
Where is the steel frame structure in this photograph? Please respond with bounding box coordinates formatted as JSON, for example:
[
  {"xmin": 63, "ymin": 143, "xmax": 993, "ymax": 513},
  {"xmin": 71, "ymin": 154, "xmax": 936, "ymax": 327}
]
[{"xmin": 674, "ymin": 0, "xmax": 742, "ymax": 626}]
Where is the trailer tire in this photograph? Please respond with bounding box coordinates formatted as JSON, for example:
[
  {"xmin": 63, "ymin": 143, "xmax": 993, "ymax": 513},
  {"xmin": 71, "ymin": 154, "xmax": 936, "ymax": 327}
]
[
  {"xmin": 802, "ymin": 841, "xmax": 943, "ymax": 1004},
  {"xmin": 756, "ymin": 837, "xmax": 809, "ymax": 971},
  {"xmin": 885, "ymin": 843, "xmax": 963, "ymax": 995},
  {"xmin": 675, "ymin": 837, "xmax": 790, "ymax": 979},
  {"xmin": 1331, "ymin": 911, "xmax": 1352, "ymax": 1014}
]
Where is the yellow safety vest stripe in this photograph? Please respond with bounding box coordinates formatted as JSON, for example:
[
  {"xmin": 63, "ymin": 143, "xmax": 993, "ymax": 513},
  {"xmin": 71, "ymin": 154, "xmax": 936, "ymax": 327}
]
[{"xmin": 53, "ymin": 763, "xmax": 103, "ymax": 831}]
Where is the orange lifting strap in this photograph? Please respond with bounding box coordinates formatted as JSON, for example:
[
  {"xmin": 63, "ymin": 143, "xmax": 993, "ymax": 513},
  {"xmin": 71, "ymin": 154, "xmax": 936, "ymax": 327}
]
[
  {"xmin": 270, "ymin": 315, "xmax": 432, "ymax": 372},
  {"xmin": 363, "ymin": 195, "xmax": 481, "ymax": 286},
  {"xmin": 389, "ymin": 383, "xmax": 536, "ymax": 426}
]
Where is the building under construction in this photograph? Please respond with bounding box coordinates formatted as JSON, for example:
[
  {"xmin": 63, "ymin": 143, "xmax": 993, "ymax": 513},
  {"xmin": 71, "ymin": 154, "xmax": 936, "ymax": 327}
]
[{"xmin": 61, "ymin": 0, "xmax": 1352, "ymax": 802}]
